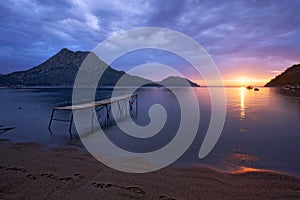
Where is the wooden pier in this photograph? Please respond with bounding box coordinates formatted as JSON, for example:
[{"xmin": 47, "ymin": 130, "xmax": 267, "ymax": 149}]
[{"xmin": 48, "ymin": 94, "xmax": 138, "ymax": 138}]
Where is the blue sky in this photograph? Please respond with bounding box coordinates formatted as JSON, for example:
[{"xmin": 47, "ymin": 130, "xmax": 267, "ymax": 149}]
[{"xmin": 1, "ymin": 0, "xmax": 300, "ymax": 85}]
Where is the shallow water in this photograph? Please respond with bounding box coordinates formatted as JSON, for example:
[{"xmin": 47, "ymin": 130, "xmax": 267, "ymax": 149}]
[{"xmin": 0, "ymin": 87, "xmax": 299, "ymax": 176}]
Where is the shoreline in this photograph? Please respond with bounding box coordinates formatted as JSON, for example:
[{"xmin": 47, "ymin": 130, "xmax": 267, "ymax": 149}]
[
  {"xmin": 3, "ymin": 138, "xmax": 298, "ymax": 179},
  {"xmin": 176, "ymin": 163, "xmax": 298, "ymax": 179},
  {"xmin": 1, "ymin": 140, "xmax": 300, "ymax": 199}
]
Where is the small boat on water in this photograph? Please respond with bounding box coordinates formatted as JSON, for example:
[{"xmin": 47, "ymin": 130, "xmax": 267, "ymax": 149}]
[
  {"xmin": 281, "ymin": 85, "xmax": 300, "ymax": 90},
  {"xmin": 246, "ymin": 85, "xmax": 254, "ymax": 90},
  {"xmin": 282, "ymin": 85, "xmax": 291, "ymax": 90}
]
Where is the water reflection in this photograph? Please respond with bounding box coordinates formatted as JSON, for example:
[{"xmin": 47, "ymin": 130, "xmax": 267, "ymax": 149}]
[
  {"xmin": 239, "ymin": 87, "xmax": 247, "ymax": 134},
  {"xmin": 240, "ymin": 87, "xmax": 245, "ymax": 120},
  {"xmin": 221, "ymin": 151, "xmax": 259, "ymax": 172},
  {"xmin": 233, "ymin": 167, "xmax": 271, "ymax": 174}
]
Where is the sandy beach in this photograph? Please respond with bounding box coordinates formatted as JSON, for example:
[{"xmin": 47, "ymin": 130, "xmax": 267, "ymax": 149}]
[{"xmin": 0, "ymin": 139, "xmax": 299, "ymax": 200}]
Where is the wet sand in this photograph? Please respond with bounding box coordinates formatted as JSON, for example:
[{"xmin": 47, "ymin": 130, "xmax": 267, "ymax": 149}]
[{"xmin": 1, "ymin": 140, "xmax": 300, "ymax": 200}]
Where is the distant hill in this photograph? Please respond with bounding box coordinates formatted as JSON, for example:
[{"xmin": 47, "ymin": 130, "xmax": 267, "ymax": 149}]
[
  {"xmin": 265, "ymin": 64, "xmax": 300, "ymax": 87},
  {"xmin": 143, "ymin": 76, "xmax": 200, "ymax": 87},
  {"xmin": 0, "ymin": 48, "xmax": 200, "ymax": 87},
  {"xmin": 160, "ymin": 76, "xmax": 200, "ymax": 87}
]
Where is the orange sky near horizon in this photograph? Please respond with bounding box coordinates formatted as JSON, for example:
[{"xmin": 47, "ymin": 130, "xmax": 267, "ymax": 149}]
[
  {"xmin": 188, "ymin": 71, "xmax": 278, "ymax": 87},
  {"xmin": 185, "ymin": 61, "xmax": 287, "ymax": 87}
]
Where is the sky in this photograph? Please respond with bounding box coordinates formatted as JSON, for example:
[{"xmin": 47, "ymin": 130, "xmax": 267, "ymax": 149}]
[{"xmin": 0, "ymin": 0, "xmax": 300, "ymax": 86}]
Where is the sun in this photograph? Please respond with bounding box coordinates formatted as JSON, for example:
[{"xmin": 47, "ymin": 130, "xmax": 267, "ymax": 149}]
[{"xmin": 235, "ymin": 76, "xmax": 251, "ymax": 86}]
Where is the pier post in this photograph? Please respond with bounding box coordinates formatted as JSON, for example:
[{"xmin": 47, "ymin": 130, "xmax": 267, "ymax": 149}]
[
  {"xmin": 68, "ymin": 113, "xmax": 73, "ymax": 139},
  {"xmin": 48, "ymin": 109, "xmax": 55, "ymax": 131}
]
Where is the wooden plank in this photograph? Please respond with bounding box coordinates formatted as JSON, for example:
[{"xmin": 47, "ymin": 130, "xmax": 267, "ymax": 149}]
[{"xmin": 54, "ymin": 94, "xmax": 137, "ymax": 111}]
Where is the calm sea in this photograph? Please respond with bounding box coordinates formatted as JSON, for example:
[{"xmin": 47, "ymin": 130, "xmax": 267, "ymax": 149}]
[{"xmin": 0, "ymin": 87, "xmax": 299, "ymax": 176}]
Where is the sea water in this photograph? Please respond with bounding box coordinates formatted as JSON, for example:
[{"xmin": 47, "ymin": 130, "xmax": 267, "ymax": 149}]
[{"xmin": 0, "ymin": 87, "xmax": 299, "ymax": 176}]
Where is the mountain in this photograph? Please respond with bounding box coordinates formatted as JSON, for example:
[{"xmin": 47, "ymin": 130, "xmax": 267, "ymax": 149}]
[
  {"xmin": 5, "ymin": 48, "xmax": 89, "ymax": 86},
  {"xmin": 160, "ymin": 76, "xmax": 200, "ymax": 87},
  {"xmin": 0, "ymin": 48, "xmax": 150, "ymax": 87},
  {"xmin": 0, "ymin": 48, "xmax": 200, "ymax": 87},
  {"xmin": 0, "ymin": 74, "xmax": 17, "ymax": 86},
  {"xmin": 265, "ymin": 64, "xmax": 300, "ymax": 87}
]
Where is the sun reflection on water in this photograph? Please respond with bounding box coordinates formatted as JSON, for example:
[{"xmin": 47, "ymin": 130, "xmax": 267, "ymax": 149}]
[{"xmin": 240, "ymin": 87, "xmax": 245, "ymax": 120}]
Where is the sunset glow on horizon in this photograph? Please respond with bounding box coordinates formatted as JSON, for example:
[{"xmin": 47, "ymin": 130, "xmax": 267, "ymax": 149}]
[
  {"xmin": 224, "ymin": 76, "xmax": 270, "ymax": 87},
  {"xmin": 187, "ymin": 74, "xmax": 271, "ymax": 87}
]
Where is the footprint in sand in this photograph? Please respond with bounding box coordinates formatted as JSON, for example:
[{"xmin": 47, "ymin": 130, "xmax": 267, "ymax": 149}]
[
  {"xmin": 19, "ymin": 168, "xmax": 27, "ymax": 173},
  {"xmin": 59, "ymin": 177, "xmax": 73, "ymax": 181},
  {"xmin": 91, "ymin": 182, "xmax": 146, "ymax": 195},
  {"xmin": 26, "ymin": 174, "xmax": 37, "ymax": 180},
  {"xmin": 159, "ymin": 195, "xmax": 177, "ymax": 200},
  {"xmin": 74, "ymin": 173, "xmax": 84, "ymax": 179},
  {"xmin": 40, "ymin": 173, "xmax": 48, "ymax": 177},
  {"xmin": 40, "ymin": 173, "xmax": 85, "ymax": 181},
  {"xmin": 126, "ymin": 186, "xmax": 146, "ymax": 195},
  {"xmin": 5, "ymin": 166, "xmax": 27, "ymax": 173},
  {"xmin": 92, "ymin": 182, "xmax": 113, "ymax": 188},
  {"xmin": 47, "ymin": 174, "xmax": 55, "ymax": 178},
  {"xmin": 40, "ymin": 173, "xmax": 60, "ymax": 180}
]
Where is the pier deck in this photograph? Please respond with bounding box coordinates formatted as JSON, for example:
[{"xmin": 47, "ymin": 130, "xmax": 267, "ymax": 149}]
[{"xmin": 48, "ymin": 94, "xmax": 138, "ymax": 138}]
